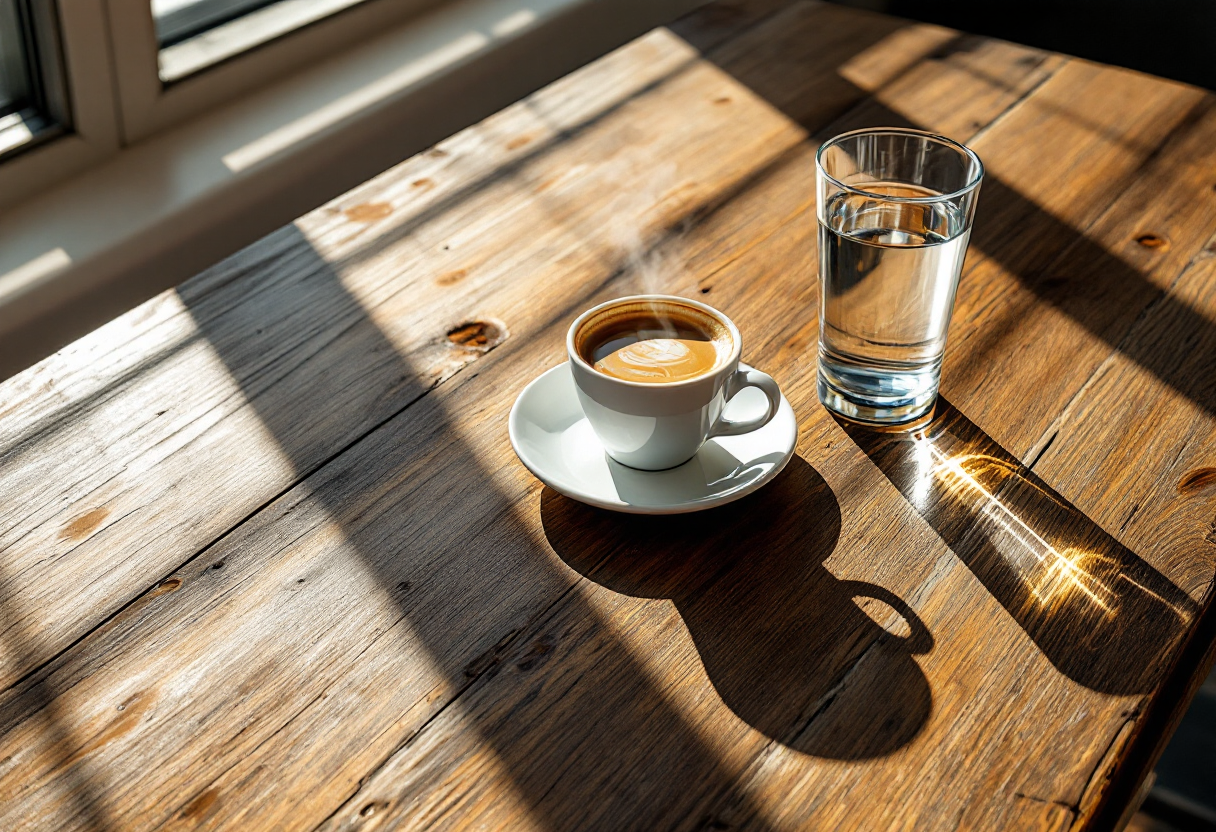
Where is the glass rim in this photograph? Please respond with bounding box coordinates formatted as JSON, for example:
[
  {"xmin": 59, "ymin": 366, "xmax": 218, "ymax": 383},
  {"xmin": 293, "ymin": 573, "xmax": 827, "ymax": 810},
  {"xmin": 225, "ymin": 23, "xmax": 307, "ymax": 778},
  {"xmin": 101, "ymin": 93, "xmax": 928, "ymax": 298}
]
[{"xmin": 815, "ymin": 127, "xmax": 985, "ymax": 204}]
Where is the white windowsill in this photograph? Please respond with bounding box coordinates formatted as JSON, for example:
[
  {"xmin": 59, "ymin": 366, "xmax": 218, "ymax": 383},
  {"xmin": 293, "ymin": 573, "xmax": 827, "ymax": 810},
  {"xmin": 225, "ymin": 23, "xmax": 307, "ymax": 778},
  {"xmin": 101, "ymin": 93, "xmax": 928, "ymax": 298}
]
[{"xmin": 0, "ymin": 0, "xmax": 701, "ymax": 381}]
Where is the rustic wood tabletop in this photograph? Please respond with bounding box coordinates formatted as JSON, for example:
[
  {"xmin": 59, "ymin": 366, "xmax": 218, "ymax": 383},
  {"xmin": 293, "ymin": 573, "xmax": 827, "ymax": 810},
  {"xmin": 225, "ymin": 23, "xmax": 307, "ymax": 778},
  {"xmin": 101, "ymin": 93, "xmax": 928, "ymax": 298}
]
[{"xmin": 2, "ymin": 0, "xmax": 1215, "ymax": 828}]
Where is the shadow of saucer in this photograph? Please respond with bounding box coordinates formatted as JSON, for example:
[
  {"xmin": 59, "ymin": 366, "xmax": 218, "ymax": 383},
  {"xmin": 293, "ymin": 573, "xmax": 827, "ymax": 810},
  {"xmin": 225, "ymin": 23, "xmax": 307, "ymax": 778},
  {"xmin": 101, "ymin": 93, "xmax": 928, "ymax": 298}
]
[{"xmin": 542, "ymin": 455, "xmax": 934, "ymax": 759}]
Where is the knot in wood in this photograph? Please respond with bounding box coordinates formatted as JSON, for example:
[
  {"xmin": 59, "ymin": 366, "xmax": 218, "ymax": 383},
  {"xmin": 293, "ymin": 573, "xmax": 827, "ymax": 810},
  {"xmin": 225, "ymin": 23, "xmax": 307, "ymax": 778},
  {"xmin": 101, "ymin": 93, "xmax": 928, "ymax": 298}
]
[
  {"xmin": 343, "ymin": 202, "xmax": 393, "ymax": 223},
  {"xmin": 1178, "ymin": 467, "xmax": 1216, "ymax": 494},
  {"xmin": 447, "ymin": 319, "xmax": 507, "ymax": 352},
  {"xmin": 1135, "ymin": 233, "xmax": 1168, "ymax": 249},
  {"xmin": 359, "ymin": 801, "xmax": 387, "ymax": 818}
]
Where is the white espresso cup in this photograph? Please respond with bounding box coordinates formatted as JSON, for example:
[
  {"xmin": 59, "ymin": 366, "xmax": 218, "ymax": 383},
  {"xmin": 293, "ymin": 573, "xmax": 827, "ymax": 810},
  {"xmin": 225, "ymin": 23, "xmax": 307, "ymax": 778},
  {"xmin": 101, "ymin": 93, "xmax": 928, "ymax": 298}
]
[{"xmin": 567, "ymin": 294, "xmax": 782, "ymax": 470}]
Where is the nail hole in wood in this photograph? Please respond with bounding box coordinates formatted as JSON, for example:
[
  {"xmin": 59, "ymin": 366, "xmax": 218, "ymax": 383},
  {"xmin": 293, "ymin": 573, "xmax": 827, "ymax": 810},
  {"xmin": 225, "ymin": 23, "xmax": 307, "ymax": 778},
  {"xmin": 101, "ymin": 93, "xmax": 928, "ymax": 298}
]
[
  {"xmin": 181, "ymin": 788, "xmax": 220, "ymax": 820},
  {"xmin": 436, "ymin": 268, "xmax": 468, "ymax": 286},
  {"xmin": 60, "ymin": 506, "xmax": 111, "ymax": 542}
]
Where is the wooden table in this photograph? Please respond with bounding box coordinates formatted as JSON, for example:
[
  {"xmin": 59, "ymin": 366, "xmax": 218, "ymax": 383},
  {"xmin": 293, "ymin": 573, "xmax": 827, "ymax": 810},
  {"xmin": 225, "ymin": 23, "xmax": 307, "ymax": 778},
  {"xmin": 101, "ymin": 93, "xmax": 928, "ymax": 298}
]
[{"xmin": 3, "ymin": 1, "xmax": 1216, "ymax": 828}]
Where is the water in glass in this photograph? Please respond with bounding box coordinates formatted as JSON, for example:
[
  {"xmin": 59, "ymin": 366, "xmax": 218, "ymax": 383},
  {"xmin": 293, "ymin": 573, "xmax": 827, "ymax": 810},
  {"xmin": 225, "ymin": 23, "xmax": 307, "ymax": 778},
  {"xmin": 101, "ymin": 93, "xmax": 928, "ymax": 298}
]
[{"xmin": 818, "ymin": 181, "xmax": 969, "ymax": 421}]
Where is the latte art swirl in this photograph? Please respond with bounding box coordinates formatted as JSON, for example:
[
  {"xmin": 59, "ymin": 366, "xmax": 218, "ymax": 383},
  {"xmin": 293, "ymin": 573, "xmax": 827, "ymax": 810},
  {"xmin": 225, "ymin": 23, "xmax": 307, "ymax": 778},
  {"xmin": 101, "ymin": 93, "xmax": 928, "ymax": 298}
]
[{"xmin": 594, "ymin": 337, "xmax": 720, "ymax": 383}]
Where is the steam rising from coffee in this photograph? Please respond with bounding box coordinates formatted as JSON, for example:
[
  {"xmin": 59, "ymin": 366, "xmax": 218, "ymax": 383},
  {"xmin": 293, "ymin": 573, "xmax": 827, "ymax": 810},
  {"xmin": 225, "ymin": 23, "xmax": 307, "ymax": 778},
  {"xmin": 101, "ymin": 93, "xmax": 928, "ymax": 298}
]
[{"xmin": 606, "ymin": 161, "xmax": 683, "ymax": 334}]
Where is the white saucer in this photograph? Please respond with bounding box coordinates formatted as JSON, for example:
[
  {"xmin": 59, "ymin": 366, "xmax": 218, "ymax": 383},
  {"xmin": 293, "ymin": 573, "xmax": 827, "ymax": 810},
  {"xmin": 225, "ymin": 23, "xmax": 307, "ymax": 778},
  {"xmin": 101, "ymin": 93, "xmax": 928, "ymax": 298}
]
[{"xmin": 509, "ymin": 363, "xmax": 798, "ymax": 514}]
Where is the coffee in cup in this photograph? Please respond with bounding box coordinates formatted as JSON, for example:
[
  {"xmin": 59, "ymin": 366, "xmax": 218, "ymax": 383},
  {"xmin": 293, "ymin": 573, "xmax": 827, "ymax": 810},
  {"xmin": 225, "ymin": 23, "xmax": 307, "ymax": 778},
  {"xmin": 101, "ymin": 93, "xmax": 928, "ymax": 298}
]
[
  {"xmin": 578, "ymin": 304, "xmax": 730, "ymax": 384},
  {"xmin": 567, "ymin": 295, "xmax": 782, "ymax": 470}
]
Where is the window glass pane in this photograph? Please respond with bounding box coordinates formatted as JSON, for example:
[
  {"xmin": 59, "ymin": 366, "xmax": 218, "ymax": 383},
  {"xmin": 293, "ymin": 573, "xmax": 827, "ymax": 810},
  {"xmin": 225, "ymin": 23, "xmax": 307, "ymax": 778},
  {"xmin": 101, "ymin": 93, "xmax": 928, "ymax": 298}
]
[
  {"xmin": 155, "ymin": 0, "xmax": 370, "ymax": 82},
  {"xmin": 153, "ymin": 0, "xmax": 277, "ymax": 47},
  {"xmin": 0, "ymin": 0, "xmax": 67, "ymax": 157},
  {"xmin": 0, "ymin": 0, "xmax": 33, "ymax": 116}
]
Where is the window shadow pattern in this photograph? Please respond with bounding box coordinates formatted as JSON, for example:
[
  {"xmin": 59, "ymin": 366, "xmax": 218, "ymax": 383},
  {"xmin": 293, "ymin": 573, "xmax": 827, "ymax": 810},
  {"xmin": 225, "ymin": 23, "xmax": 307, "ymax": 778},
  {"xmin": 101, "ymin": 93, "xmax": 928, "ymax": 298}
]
[
  {"xmin": 12, "ymin": 11, "xmax": 1216, "ymax": 826},
  {"xmin": 838, "ymin": 401, "xmax": 1198, "ymax": 697},
  {"xmin": 173, "ymin": 229, "xmax": 797, "ymax": 829},
  {"xmin": 0, "ymin": 596, "xmax": 115, "ymax": 831},
  {"xmin": 541, "ymin": 455, "xmax": 934, "ymax": 760}
]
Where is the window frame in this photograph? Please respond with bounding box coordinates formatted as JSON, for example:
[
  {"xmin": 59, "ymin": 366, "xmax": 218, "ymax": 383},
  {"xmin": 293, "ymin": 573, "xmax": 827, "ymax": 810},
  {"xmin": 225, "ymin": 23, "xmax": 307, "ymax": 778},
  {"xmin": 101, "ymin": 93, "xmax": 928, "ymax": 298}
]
[
  {"xmin": 0, "ymin": 0, "xmax": 118, "ymax": 210},
  {"xmin": 106, "ymin": 0, "xmax": 448, "ymax": 142},
  {"xmin": 0, "ymin": 0, "xmax": 705, "ymax": 379}
]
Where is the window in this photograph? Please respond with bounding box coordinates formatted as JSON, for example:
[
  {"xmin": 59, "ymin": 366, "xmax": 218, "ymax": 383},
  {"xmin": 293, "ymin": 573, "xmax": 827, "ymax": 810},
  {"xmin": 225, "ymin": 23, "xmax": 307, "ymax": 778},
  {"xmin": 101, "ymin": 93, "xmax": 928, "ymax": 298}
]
[
  {"xmin": 153, "ymin": 0, "xmax": 379, "ymax": 82},
  {"xmin": 0, "ymin": 0, "xmax": 440, "ymax": 203},
  {"xmin": 0, "ymin": 0, "xmax": 68, "ymax": 158},
  {"xmin": 109, "ymin": 0, "xmax": 440, "ymax": 140},
  {"xmin": 153, "ymin": 0, "xmax": 279, "ymax": 46}
]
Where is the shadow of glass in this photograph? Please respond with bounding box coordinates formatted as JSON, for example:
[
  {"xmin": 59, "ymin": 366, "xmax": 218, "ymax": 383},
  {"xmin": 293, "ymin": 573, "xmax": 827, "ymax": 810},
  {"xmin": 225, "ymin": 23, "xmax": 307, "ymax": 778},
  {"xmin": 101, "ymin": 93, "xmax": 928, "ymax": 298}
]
[
  {"xmin": 838, "ymin": 400, "xmax": 1197, "ymax": 696},
  {"xmin": 543, "ymin": 455, "xmax": 934, "ymax": 759}
]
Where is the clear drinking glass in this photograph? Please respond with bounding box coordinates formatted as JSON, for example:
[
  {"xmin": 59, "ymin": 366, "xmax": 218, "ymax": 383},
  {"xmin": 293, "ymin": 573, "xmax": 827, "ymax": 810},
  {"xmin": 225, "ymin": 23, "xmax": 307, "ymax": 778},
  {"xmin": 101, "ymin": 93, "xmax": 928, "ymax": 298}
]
[{"xmin": 816, "ymin": 127, "xmax": 983, "ymax": 424}]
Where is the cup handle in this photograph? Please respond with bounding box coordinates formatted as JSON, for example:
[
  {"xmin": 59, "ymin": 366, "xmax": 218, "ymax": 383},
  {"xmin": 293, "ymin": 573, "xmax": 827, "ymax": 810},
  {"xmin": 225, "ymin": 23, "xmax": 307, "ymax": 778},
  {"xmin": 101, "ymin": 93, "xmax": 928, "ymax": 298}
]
[
  {"xmin": 837, "ymin": 581, "xmax": 934, "ymax": 654},
  {"xmin": 708, "ymin": 367, "xmax": 782, "ymax": 439}
]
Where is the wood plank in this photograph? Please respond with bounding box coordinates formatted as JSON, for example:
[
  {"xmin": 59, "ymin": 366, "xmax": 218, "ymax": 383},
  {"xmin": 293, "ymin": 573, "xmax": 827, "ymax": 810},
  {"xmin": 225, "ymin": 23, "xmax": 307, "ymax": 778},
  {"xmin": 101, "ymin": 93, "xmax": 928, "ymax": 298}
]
[
  {"xmin": 667, "ymin": 0, "xmax": 794, "ymax": 52},
  {"xmin": 2, "ymin": 4, "xmax": 1211, "ymax": 832},
  {"xmin": 0, "ymin": 23, "xmax": 789, "ymax": 693},
  {"xmin": 1024, "ymin": 244, "xmax": 1216, "ymax": 826},
  {"xmin": 0, "ymin": 0, "xmax": 930, "ymax": 696},
  {"xmin": 819, "ymin": 33, "xmax": 1066, "ymax": 141},
  {"xmin": 695, "ymin": 12, "xmax": 1216, "ymax": 476},
  {"xmin": 942, "ymin": 65, "xmax": 1214, "ymax": 457},
  {"xmin": 320, "ymin": 46, "xmax": 1216, "ymax": 832},
  {"xmin": 316, "ymin": 219, "xmax": 1172, "ymax": 831},
  {"xmin": 705, "ymin": 1, "xmax": 954, "ymax": 132},
  {"xmin": 0, "ymin": 5, "xmax": 982, "ymax": 829}
]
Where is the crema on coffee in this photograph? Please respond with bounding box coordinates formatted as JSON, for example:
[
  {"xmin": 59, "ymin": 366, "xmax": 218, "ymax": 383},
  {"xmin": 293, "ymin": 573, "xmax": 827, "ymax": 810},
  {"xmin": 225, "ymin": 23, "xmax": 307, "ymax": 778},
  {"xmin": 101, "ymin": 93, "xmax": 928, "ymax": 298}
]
[{"xmin": 581, "ymin": 311, "xmax": 727, "ymax": 383}]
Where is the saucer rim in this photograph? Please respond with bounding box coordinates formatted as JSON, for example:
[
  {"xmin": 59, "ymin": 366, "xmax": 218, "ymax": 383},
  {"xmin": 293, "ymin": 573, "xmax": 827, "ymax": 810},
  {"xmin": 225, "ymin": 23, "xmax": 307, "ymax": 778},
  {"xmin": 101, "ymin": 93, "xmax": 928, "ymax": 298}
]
[{"xmin": 508, "ymin": 363, "xmax": 798, "ymax": 515}]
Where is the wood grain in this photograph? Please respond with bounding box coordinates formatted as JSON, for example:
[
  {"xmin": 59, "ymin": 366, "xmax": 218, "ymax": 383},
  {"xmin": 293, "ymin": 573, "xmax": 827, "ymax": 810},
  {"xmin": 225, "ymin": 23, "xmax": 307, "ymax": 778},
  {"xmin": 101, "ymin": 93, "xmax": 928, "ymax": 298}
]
[
  {"xmin": 0, "ymin": 25, "xmax": 759, "ymax": 692},
  {"xmin": 0, "ymin": 4, "xmax": 950, "ymax": 828},
  {"xmin": 1, "ymin": 0, "xmax": 1213, "ymax": 829},
  {"xmin": 314, "ymin": 40, "xmax": 1213, "ymax": 832},
  {"xmin": 932, "ymin": 66, "xmax": 1208, "ymax": 433}
]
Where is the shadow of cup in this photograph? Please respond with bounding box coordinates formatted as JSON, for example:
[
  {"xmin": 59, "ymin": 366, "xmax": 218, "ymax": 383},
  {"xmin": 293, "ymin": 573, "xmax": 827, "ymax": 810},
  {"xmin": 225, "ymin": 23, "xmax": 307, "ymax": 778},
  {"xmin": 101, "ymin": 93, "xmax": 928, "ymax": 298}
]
[{"xmin": 541, "ymin": 455, "xmax": 934, "ymax": 759}]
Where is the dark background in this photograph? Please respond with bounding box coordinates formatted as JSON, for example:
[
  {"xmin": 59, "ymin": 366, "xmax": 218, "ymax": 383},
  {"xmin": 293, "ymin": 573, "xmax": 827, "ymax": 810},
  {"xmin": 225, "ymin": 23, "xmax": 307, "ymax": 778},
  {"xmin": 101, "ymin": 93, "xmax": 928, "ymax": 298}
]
[{"xmin": 826, "ymin": 0, "xmax": 1216, "ymax": 91}]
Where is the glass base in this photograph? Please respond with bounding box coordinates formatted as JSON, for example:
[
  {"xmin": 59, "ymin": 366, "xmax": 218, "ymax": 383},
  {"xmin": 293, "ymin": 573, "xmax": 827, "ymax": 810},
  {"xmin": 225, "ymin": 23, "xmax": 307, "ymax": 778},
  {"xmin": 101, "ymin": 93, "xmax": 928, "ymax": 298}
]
[{"xmin": 817, "ymin": 360, "xmax": 938, "ymax": 426}]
